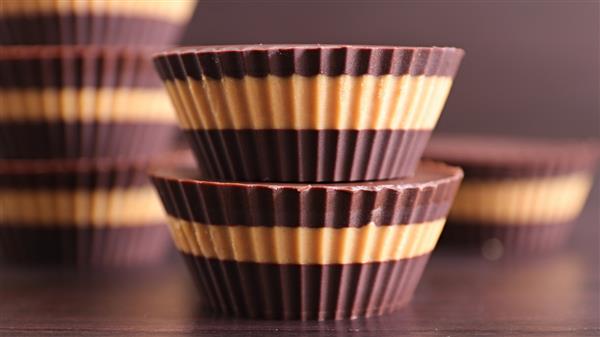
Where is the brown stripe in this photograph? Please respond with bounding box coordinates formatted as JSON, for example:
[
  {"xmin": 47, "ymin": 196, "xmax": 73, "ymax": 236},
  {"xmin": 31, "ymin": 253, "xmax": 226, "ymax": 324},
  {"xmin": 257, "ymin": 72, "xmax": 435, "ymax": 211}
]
[
  {"xmin": 0, "ymin": 46, "xmax": 163, "ymax": 89},
  {"xmin": 0, "ymin": 121, "xmax": 178, "ymax": 160},
  {"xmin": 180, "ymin": 253, "xmax": 430, "ymax": 320},
  {"xmin": 454, "ymin": 165, "xmax": 595, "ymax": 180},
  {"xmin": 0, "ymin": 14, "xmax": 183, "ymax": 47},
  {"xmin": 440, "ymin": 221, "xmax": 574, "ymax": 256},
  {"xmin": 0, "ymin": 161, "xmax": 152, "ymax": 189},
  {"xmin": 154, "ymin": 45, "xmax": 464, "ymax": 81},
  {"xmin": 0, "ymin": 225, "xmax": 170, "ymax": 267},
  {"xmin": 0, "ymin": 171, "xmax": 149, "ymax": 189},
  {"xmin": 151, "ymin": 161, "xmax": 462, "ymax": 227},
  {"xmin": 423, "ymin": 135, "xmax": 600, "ymax": 179},
  {"xmin": 183, "ymin": 129, "xmax": 431, "ymax": 182}
]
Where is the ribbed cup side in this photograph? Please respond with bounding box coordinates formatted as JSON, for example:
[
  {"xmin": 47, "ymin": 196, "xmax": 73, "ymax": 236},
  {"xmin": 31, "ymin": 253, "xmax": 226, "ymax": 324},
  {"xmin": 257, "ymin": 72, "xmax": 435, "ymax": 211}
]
[
  {"xmin": 154, "ymin": 45, "xmax": 464, "ymax": 182},
  {"xmin": 0, "ymin": 0, "xmax": 196, "ymax": 45},
  {"xmin": 150, "ymin": 162, "xmax": 463, "ymax": 319},
  {"xmin": 184, "ymin": 129, "xmax": 431, "ymax": 182},
  {"xmin": 0, "ymin": 155, "xmax": 191, "ymax": 267},
  {"xmin": 0, "ymin": 122, "xmax": 178, "ymax": 159},
  {"xmin": 181, "ymin": 254, "xmax": 430, "ymax": 320},
  {"xmin": 0, "ymin": 46, "xmax": 178, "ymax": 159},
  {"xmin": 151, "ymin": 164, "xmax": 462, "ymax": 228},
  {"xmin": 0, "ymin": 225, "xmax": 170, "ymax": 267}
]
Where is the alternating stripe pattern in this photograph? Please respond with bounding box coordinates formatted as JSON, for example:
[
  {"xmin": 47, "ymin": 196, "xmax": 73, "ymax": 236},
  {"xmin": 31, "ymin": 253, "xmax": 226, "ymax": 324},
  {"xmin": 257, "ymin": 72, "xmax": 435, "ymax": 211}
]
[
  {"xmin": 0, "ymin": 47, "xmax": 175, "ymax": 123},
  {"xmin": 150, "ymin": 162, "xmax": 463, "ymax": 319},
  {"xmin": 1, "ymin": 0, "xmax": 196, "ymax": 23},
  {"xmin": 0, "ymin": 157, "xmax": 185, "ymax": 266},
  {"xmin": 423, "ymin": 135, "xmax": 598, "ymax": 255},
  {"xmin": 154, "ymin": 45, "xmax": 464, "ymax": 181},
  {"xmin": 0, "ymin": 161, "xmax": 167, "ymax": 228},
  {"xmin": 0, "ymin": 47, "xmax": 177, "ymax": 159},
  {"xmin": 0, "ymin": 0, "xmax": 197, "ymax": 45},
  {"xmin": 155, "ymin": 46, "xmax": 462, "ymax": 129}
]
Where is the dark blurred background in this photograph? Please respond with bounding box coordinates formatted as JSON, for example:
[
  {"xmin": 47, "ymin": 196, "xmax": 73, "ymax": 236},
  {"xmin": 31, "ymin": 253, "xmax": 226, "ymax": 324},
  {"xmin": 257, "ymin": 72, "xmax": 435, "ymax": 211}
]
[{"xmin": 180, "ymin": 0, "xmax": 599, "ymax": 139}]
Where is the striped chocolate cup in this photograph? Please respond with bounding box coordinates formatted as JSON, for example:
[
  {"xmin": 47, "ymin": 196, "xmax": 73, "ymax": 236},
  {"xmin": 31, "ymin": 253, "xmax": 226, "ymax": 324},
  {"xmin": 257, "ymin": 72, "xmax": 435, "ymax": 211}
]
[
  {"xmin": 0, "ymin": 153, "xmax": 190, "ymax": 267},
  {"xmin": 151, "ymin": 161, "xmax": 463, "ymax": 320},
  {"xmin": 423, "ymin": 135, "xmax": 599, "ymax": 257},
  {"xmin": 0, "ymin": 46, "xmax": 179, "ymax": 159},
  {"xmin": 0, "ymin": 0, "xmax": 197, "ymax": 46},
  {"xmin": 153, "ymin": 45, "xmax": 464, "ymax": 182}
]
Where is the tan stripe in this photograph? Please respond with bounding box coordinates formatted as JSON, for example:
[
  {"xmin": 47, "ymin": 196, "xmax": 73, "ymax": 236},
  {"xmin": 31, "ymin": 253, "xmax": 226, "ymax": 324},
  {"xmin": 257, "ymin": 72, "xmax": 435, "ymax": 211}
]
[
  {"xmin": 166, "ymin": 74, "xmax": 453, "ymax": 130},
  {"xmin": 1, "ymin": 0, "xmax": 196, "ymax": 22},
  {"xmin": 0, "ymin": 187, "xmax": 165, "ymax": 227},
  {"xmin": 449, "ymin": 173, "xmax": 594, "ymax": 225},
  {"xmin": 168, "ymin": 217, "xmax": 446, "ymax": 264},
  {"xmin": 0, "ymin": 88, "xmax": 176, "ymax": 123}
]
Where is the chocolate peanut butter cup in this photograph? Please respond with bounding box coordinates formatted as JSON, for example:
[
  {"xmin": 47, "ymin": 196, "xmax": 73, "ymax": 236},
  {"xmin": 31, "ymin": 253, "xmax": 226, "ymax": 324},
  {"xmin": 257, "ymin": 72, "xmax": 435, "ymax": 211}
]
[
  {"xmin": 154, "ymin": 44, "xmax": 464, "ymax": 182},
  {"xmin": 151, "ymin": 161, "xmax": 463, "ymax": 320},
  {"xmin": 0, "ymin": 152, "xmax": 190, "ymax": 267},
  {"xmin": 423, "ymin": 135, "xmax": 599, "ymax": 256},
  {"xmin": 0, "ymin": 0, "xmax": 197, "ymax": 46},
  {"xmin": 0, "ymin": 46, "xmax": 178, "ymax": 159}
]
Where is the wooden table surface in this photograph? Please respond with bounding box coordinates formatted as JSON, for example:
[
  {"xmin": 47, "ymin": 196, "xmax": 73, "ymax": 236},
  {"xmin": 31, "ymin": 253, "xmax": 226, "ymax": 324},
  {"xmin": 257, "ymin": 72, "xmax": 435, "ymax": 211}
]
[{"xmin": 1, "ymin": 187, "xmax": 598, "ymax": 337}]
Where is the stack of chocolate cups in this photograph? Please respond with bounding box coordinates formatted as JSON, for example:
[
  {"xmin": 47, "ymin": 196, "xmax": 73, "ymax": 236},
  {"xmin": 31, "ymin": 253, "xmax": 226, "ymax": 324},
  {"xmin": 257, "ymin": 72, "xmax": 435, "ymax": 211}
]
[
  {"xmin": 151, "ymin": 45, "xmax": 466, "ymax": 320},
  {"xmin": 0, "ymin": 0, "xmax": 197, "ymax": 267}
]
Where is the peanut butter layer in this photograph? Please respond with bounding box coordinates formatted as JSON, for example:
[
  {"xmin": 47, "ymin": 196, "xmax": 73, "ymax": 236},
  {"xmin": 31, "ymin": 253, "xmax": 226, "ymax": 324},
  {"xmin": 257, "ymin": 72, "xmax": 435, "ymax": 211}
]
[
  {"xmin": 449, "ymin": 173, "xmax": 594, "ymax": 225},
  {"xmin": 0, "ymin": 88, "xmax": 174, "ymax": 123},
  {"xmin": 169, "ymin": 217, "xmax": 444, "ymax": 264},
  {"xmin": 0, "ymin": 187, "xmax": 165, "ymax": 227},
  {"xmin": 1, "ymin": 0, "xmax": 196, "ymax": 23},
  {"xmin": 165, "ymin": 75, "xmax": 452, "ymax": 130}
]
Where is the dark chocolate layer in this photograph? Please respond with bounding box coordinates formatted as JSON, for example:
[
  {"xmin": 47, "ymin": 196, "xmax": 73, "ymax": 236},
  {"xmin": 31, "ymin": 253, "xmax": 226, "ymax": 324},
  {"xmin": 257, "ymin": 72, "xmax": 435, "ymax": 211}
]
[
  {"xmin": 0, "ymin": 14, "xmax": 183, "ymax": 46},
  {"xmin": 456, "ymin": 165, "xmax": 594, "ymax": 180},
  {"xmin": 0, "ymin": 162, "xmax": 150, "ymax": 189},
  {"xmin": 0, "ymin": 46, "xmax": 163, "ymax": 89},
  {"xmin": 183, "ymin": 129, "xmax": 431, "ymax": 183},
  {"xmin": 440, "ymin": 221, "xmax": 574, "ymax": 256},
  {"xmin": 0, "ymin": 146, "xmax": 194, "ymax": 190},
  {"xmin": 0, "ymin": 121, "xmax": 178, "ymax": 160},
  {"xmin": 151, "ymin": 160, "xmax": 462, "ymax": 227},
  {"xmin": 181, "ymin": 253, "xmax": 429, "ymax": 320},
  {"xmin": 424, "ymin": 134, "xmax": 600, "ymax": 179},
  {"xmin": 154, "ymin": 45, "xmax": 464, "ymax": 81},
  {"xmin": 0, "ymin": 225, "xmax": 170, "ymax": 267}
]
